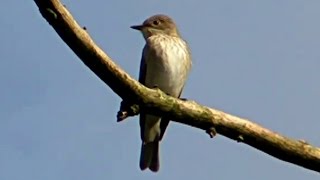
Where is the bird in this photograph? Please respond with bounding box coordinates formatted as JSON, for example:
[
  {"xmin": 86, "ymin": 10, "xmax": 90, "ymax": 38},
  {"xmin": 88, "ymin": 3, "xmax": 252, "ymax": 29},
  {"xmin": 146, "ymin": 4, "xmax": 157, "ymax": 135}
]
[{"xmin": 130, "ymin": 14, "xmax": 192, "ymax": 172}]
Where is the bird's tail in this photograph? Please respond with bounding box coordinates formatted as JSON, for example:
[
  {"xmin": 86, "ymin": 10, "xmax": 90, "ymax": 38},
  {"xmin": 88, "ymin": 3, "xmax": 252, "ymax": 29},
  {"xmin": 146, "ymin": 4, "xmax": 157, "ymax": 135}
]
[{"xmin": 140, "ymin": 141, "xmax": 159, "ymax": 172}]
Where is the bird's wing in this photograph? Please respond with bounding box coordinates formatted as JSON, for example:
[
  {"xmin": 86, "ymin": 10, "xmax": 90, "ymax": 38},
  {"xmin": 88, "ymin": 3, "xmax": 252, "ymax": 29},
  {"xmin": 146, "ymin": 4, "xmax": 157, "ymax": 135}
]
[
  {"xmin": 139, "ymin": 46, "xmax": 147, "ymax": 141},
  {"xmin": 138, "ymin": 47, "xmax": 147, "ymax": 85},
  {"xmin": 139, "ymin": 45, "xmax": 166, "ymax": 142}
]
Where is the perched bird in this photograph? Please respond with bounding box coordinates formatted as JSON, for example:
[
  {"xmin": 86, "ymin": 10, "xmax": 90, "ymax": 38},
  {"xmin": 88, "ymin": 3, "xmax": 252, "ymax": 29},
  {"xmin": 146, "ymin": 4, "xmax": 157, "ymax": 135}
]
[{"xmin": 131, "ymin": 14, "xmax": 192, "ymax": 172}]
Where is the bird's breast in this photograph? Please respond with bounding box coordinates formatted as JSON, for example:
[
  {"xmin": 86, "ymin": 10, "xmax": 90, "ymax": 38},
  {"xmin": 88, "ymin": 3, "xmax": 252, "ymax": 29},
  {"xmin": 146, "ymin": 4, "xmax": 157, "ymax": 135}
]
[{"xmin": 144, "ymin": 35, "xmax": 191, "ymax": 97}]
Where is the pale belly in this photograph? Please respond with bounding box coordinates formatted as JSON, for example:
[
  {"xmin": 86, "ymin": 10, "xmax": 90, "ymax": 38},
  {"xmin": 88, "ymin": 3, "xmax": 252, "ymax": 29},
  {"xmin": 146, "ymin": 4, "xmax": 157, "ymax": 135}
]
[{"xmin": 144, "ymin": 45, "xmax": 189, "ymax": 98}]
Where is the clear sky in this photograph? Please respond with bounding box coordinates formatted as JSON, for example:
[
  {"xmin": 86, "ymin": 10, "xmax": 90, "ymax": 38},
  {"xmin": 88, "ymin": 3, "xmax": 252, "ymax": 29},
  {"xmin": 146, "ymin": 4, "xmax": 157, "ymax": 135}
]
[{"xmin": 0, "ymin": 0, "xmax": 319, "ymax": 179}]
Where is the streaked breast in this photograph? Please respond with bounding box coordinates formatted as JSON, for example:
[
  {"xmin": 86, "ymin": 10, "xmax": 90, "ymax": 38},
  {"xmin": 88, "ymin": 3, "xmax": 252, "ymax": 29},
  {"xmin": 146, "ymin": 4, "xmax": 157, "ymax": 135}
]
[{"xmin": 144, "ymin": 34, "xmax": 192, "ymax": 97}]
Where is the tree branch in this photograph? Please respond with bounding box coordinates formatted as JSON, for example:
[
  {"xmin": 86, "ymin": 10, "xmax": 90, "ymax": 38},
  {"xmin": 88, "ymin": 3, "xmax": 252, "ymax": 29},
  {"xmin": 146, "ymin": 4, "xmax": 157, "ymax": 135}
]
[{"xmin": 34, "ymin": 0, "xmax": 320, "ymax": 173}]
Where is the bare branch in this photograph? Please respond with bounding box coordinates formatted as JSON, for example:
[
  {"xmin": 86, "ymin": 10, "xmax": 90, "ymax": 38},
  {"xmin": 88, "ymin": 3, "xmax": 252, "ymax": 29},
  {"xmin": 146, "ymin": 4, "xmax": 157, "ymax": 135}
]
[{"xmin": 33, "ymin": 0, "xmax": 320, "ymax": 173}]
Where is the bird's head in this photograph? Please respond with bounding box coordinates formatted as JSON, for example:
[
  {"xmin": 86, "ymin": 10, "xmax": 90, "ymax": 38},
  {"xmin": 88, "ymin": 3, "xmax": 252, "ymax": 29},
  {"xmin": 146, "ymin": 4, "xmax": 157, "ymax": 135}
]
[{"xmin": 131, "ymin": 14, "xmax": 180, "ymax": 39}]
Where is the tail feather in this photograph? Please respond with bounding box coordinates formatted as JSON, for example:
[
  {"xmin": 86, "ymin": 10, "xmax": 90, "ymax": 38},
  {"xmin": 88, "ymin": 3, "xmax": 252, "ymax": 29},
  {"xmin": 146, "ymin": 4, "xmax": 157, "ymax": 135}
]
[
  {"xmin": 149, "ymin": 142, "xmax": 159, "ymax": 172},
  {"xmin": 140, "ymin": 141, "xmax": 159, "ymax": 172}
]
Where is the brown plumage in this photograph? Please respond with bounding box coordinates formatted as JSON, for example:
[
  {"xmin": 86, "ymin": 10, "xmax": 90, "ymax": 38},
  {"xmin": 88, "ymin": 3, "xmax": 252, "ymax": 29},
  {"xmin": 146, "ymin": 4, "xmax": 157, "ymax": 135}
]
[{"xmin": 131, "ymin": 14, "xmax": 192, "ymax": 172}]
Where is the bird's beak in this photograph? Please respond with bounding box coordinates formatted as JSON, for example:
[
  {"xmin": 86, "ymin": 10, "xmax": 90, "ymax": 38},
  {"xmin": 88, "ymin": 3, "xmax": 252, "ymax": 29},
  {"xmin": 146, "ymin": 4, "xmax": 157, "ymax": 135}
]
[{"xmin": 130, "ymin": 25, "xmax": 144, "ymax": 31}]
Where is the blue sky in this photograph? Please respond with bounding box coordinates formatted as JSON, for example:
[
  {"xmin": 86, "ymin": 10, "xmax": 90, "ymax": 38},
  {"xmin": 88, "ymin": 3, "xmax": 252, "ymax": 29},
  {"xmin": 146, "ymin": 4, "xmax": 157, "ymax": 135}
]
[{"xmin": 0, "ymin": 0, "xmax": 319, "ymax": 179}]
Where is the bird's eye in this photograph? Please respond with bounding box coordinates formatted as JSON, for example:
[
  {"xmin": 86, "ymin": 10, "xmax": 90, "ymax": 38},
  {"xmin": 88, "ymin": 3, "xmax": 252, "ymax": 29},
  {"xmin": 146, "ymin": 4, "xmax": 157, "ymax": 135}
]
[{"xmin": 153, "ymin": 20, "xmax": 160, "ymax": 26}]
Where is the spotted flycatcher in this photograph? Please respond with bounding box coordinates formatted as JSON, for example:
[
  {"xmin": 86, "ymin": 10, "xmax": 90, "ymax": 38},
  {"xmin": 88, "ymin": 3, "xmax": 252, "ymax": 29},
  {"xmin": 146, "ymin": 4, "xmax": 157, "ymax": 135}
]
[{"xmin": 131, "ymin": 14, "xmax": 192, "ymax": 172}]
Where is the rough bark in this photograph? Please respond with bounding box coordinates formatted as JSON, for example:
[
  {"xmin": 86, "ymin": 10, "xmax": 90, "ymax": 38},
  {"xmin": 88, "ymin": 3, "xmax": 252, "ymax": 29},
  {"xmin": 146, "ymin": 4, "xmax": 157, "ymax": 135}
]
[{"xmin": 33, "ymin": 0, "xmax": 320, "ymax": 173}]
